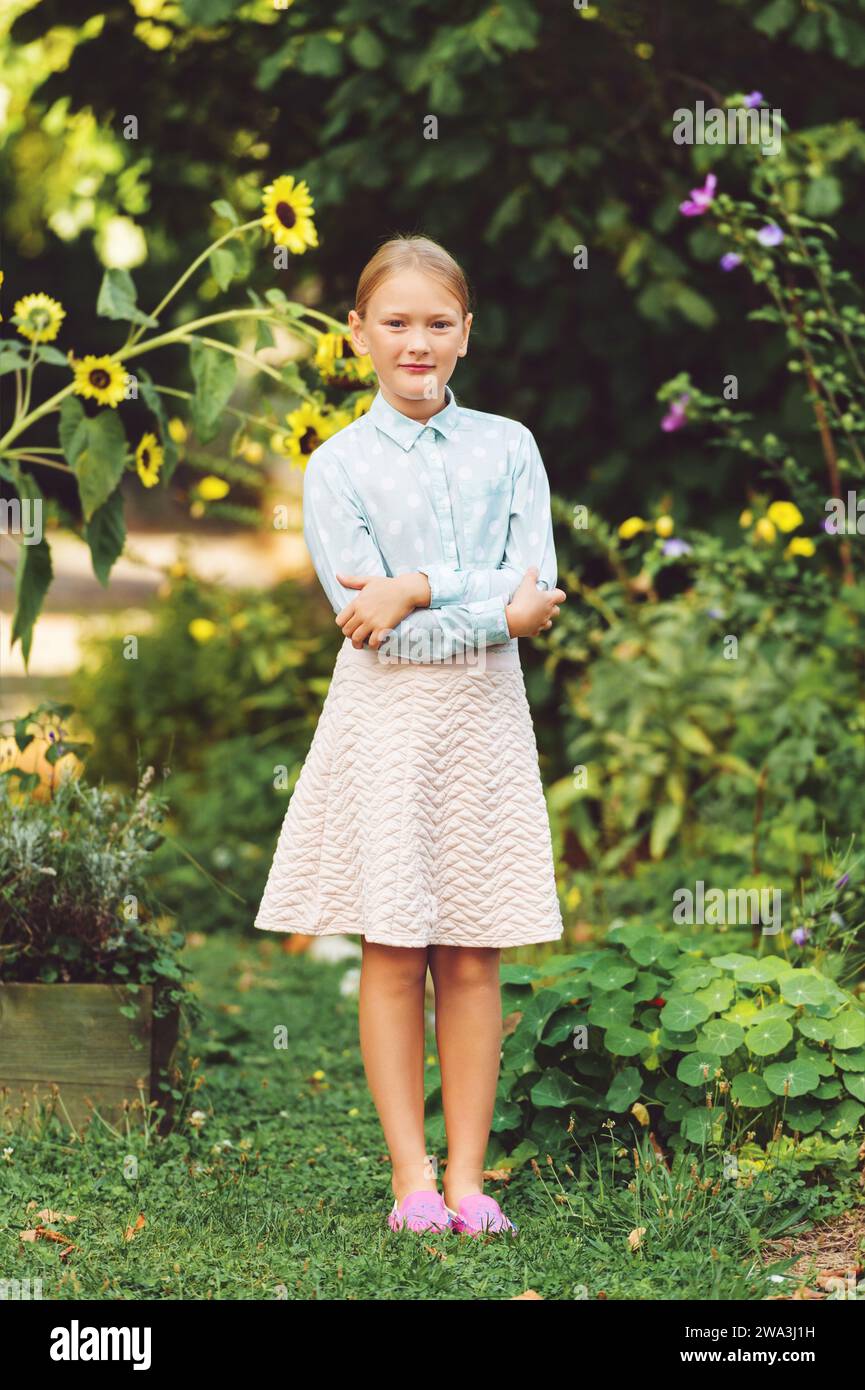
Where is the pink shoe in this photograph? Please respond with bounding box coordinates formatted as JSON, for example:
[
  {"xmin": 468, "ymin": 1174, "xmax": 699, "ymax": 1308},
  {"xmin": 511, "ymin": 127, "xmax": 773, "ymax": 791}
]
[
  {"xmin": 446, "ymin": 1194, "xmax": 518, "ymax": 1237},
  {"xmin": 387, "ymin": 1190, "xmax": 453, "ymax": 1234}
]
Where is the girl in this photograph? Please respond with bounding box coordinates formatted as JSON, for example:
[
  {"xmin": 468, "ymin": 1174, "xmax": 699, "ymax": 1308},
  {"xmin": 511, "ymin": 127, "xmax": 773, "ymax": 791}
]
[{"xmin": 255, "ymin": 235, "xmax": 567, "ymax": 1237}]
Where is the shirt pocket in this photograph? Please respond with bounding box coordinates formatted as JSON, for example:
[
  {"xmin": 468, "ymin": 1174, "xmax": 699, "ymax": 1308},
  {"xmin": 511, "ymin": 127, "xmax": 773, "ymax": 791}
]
[{"xmin": 459, "ymin": 476, "xmax": 512, "ymax": 559}]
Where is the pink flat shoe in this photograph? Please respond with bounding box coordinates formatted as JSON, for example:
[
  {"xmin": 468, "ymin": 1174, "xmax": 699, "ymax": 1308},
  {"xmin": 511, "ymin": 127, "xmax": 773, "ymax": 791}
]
[
  {"xmin": 387, "ymin": 1189, "xmax": 453, "ymax": 1234},
  {"xmin": 446, "ymin": 1194, "xmax": 518, "ymax": 1237}
]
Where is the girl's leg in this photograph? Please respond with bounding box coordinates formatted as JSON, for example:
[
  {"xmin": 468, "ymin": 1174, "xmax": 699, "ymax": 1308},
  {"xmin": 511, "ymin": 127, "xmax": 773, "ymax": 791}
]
[
  {"xmin": 427, "ymin": 945, "xmax": 502, "ymax": 1210},
  {"xmin": 358, "ymin": 937, "xmax": 436, "ymax": 1205}
]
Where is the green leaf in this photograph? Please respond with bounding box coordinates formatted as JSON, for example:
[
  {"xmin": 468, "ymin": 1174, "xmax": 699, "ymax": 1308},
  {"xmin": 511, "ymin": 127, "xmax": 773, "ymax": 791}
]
[
  {"xmin": 35, "ymin": 345, "xmax": 69, "ymax": 366},
  {"xmin": 804, "ymin": 176, "xmax": 842, "ymax": 218},
  {"xmin": 650, "ymin": 801, "xmax": 682, "ymax": 859},
  {"xmin": 830, "ymin": 1009, "xmax": 865, "ymax": 1050},
  {"xmin": 529, "ymin": 1068, "xmax": 578, "ymax": 1109},
  {"xmin": 730, "ymin": 1071, "xmax": 772, "ymax": 1107},
  {"xmin": 676, "ymin": 1051, "xmax": 722, "ymax": 1087},
  {"xmin": 762, "ymin": 1058, "xmax": 821, "ymax": 1097},
  {"xmin": 604, "ymin": 1025, "xmax": 649, "ymax": 1057},
  {"xmin": 74, "ymin": 411, "xmax": 127, "ymax": 522},
  {"xmin": 753, "ymin": 0, "xmax": 796, "ymax": 38},
  {"xmin": 696, "ymin": 1019, "xmax": 745, "ymax": 1055},
  {"xmin": 745, "ymin": 1017, "xmax": 794, "ymax": 1057},
  {"xmin": 681, "ymin": 1106, "xmax": 724, "ymax": 1144},
  {"xmin": 588, "ymin": 957, "xmax": 637, "ymax": 991},
  {"xmin": 189, "ymin": 339, "xmax": 236, "ymax": 443},
  {"xmin": 85, "ymin": 486, "xmax": 126, "ymax": 586},
  {"xmin": 659, "ymin": 994, "xmax": 710, "ymax": 1032},
  {"xmin": 11, "ymin": 534, "xmax": 53, "ymax": 667},
  {"xmin": 180, "ymin": 0, "xmax": 237, "ymax": 22},
  {"xmin": 97, "ymin": 268, "xmax": 158, "ymax": 328},
  {"xmin": 604, "ymin": 1067, "xmax": 643, "ymax": 1111},
  {"xmin": 348, "ymin": 27, "xmax": 385, "ymax": 68},
  {"xmin": 58, "ymin": 395, "xmax": 87, "ymax": 466},
  {"xmin": 210, "ymin": 247, "xmax": 236, "ymax": 292},
  {"xmin": 211, "ymin": 198, "xmax": 239, "ymax": 225}
]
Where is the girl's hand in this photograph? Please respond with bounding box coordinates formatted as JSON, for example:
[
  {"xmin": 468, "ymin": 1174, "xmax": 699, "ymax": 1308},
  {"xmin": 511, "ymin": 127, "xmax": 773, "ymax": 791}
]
[
  {"xmin": 505, "ymin": 567, "xmax": 567, "ymax": 638},
  {"xmin": 335, "ymin": 573, "xmax": 422, "ymax": 649}
]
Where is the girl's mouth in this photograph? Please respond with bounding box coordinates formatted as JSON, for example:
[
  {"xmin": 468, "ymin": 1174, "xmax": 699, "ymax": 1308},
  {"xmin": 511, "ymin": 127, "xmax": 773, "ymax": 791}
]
[{"xmin": 400, "ymin": 364, "xmax": 434, "ymax": 373}]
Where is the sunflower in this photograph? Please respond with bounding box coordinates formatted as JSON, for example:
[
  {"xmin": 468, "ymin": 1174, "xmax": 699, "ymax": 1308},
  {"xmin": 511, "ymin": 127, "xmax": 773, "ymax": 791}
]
[
  {"xmin": 352, "ymin": 391, "xmax": 375, "ymax": 419},
  {"xmin": 282, "ymin": 401, "xmax": 332, "ymax": 462},
  {"xmin": 70, "ymin": 354, "xmax": 128, "ymax": 408},
  {"xmin": 13, "ymin": 292, "xmax": 66, "ymax": 344},
  {"xmin": 135, "ymin": 433, "xmax": 164, "ymax": 488},
  {"xmin": 260, "ymin": 175, "xmax": 318, "ymax": 254}
]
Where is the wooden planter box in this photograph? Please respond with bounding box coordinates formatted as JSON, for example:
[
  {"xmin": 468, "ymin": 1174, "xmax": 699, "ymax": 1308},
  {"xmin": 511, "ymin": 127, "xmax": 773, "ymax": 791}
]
[{"xmin": 0, "ymin": 983, "xmax": 180, "ymax": 1135}]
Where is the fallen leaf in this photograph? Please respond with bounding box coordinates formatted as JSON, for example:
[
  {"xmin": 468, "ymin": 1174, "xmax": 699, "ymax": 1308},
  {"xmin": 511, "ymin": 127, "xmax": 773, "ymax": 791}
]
[
  {"xmin": 124, "ymin": 1213, "xmax": 146, "ymax": 1242},
  {"xmin": 628, "ymin": 1226, "xmax": 647, "ymax": 1251},
  {"xmin": 511, "ymin": 1290, "xmax": 543, "ymax": 1299}
]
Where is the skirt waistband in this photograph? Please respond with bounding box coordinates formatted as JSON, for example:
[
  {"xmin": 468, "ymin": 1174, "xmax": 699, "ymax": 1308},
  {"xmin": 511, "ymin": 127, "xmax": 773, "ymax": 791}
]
[{"xmin": 338, "ymin": 636, "xmax": 522, "ymax": 672}]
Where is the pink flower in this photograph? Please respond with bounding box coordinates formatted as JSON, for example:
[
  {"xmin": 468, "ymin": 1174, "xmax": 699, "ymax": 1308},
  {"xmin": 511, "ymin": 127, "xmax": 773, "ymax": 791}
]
[
  {"xmin": 679, "ymin": 173, "xmax": 717, "ymax": 216},
  {"xmin": 661, "ymin": 393, "xmax": 690, "ymax": 432}
]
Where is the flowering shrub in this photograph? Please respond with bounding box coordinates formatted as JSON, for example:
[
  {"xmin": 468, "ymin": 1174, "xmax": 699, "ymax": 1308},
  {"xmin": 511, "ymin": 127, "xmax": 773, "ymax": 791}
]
[{"xmin": 0, "ymin": 175, "xmax": 374, "ymax": 664}]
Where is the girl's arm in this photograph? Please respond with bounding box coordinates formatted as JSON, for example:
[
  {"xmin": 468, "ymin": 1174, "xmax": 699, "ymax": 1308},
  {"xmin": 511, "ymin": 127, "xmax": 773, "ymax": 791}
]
[
  {"xmin": 303, "ymin": 451, "xmax": 513, "ymax": 660},
  {"xmin": 417, "ymin": 426, "xmax": 557, "ymax": 606}
]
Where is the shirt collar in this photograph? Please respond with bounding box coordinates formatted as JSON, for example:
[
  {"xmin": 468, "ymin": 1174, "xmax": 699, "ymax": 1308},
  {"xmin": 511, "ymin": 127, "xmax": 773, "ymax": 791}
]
[{"xmin": 368, "ymin": 382, "xmax": 461, "ymax": 450}]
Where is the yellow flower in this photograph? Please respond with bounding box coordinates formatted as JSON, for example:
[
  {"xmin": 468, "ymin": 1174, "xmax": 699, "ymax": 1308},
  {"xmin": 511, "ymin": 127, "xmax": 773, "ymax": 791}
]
[
  {"xmin": 655, "ymin": 515, "xmax": 674, "ymax": 537},
  {"xmin": 135, "ymin": 433, "xmax": 164, "ymax": 488},
  {"xmin": 739, "ymin": 509, "xmax": 753, "ymax": 528},
  {"xmin": 767, "ymin": 500, "xmax": 803, "ymax": 533},
  {"xmin": 785, "ymin": 536, "xmax": 815, "ymax": 558},
  {"xmin": 237, "ymin": 438, "xmax": 264, "ymax": 464},
  {"xmin": 754, "ymin": 517, "xmax": 777, "ymax": 543},
  {"xmin": 13, "ymin": 292, "xmax": 66, "ymax": 344},
  {"xmin": 618, "ymin": 516, "xmax": 646, "ymax": 540},
  {"xmin": 133, "ymin": 21, "xmax": 174, "ymax": 49},
  {"xmin": 168, "ymin": 416, "xmax": 187, "ymax": 444},
  {"xmin": 197, "ymin": 475, "xmax": 230, "ymax": 501},
  {"xmin": 283, "ymin": 401, "xmax": 331, "ymax": 461},
  {"xmin": 314, "ymin": 332, "xmax": 348, "ymax": 376},
  {"xmin": 70, "ymin": 353, "xmax": 128, "ymax": 408},
  {"xmin": 188, "ymin": 618, "xmax": 217, "ymax": 644},
  {"xmin": 352, "ymin": 392, "xmax": 374, "ymax": 419},
  {"xmin": 260, "ymin": 175, "xmax": 318, "ymax": 255}
]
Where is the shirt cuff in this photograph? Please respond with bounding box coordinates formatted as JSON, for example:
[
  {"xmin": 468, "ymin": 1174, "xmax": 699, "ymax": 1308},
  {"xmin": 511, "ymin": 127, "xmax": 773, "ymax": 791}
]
[
  {"xmin": 467, "ymin": 594, "xmax": 512, "ymax": 647},
  {"xmin": 417, "ymin": 564, "xmax": 465, "ymax": 606}
]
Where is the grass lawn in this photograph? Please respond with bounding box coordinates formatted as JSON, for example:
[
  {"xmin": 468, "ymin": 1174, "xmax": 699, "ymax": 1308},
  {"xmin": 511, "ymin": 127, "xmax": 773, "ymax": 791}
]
[{"xmin": 2, "ymin": 930, "xmax": 862, "ymax": 1301}]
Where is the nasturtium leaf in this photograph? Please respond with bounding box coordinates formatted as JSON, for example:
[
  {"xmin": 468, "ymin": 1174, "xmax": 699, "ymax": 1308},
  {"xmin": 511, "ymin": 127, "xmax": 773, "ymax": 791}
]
[
  {"xmin": 587, "ymin": 995, "xmax": 633, "ymax": 1028},
  {"xmin": 518, "ymin": 987, "xmax": 568, "ymax": 1041},
  {"xmin": 762, "ymin": 1058, "xmax": 820, "ymax": 1097},
  {"xmin": 796, "ymin": 1015, "xmax": 835, "ymax": 1042},
  {"xmin": 823, "ymin": 1099, "xmax": 864, "ymax": 1138},
  {"xmin": 815, "ymin": 1078, "xmax": 842, "ymax": 1099},
  {"xmin": 693, "ymin": 978, "xmax": 735, "ymax": 1013},
  {"xmin": 542, "ymin": 1005, "xmax": 583, "ymax": 1045},
  {"xmin": 710, "ymin": 953, "xmax": 754, "ymax": 972},
  {"xmin": 490, "ymin": 1097, "xmax": 522, "ymax": 1132},
  {"xmin": 745, "ymin": 1017, "xmax": 793, "ymax": 1057},
  {"xmin": 529, "ymin": 1068, "xmax": 579, "ymax": 1109},
  {"xmin": 675, "ymin": 963, "xmax": 721, "ymax": 992},
  {"xmin": 604, "ymin": 1026, "xmax": 648, "ymax": 1057},
  {"xmin": 605, "ymin": 1067, "xmax": 643, "ymax": 1111},
  {"xmin": 833, "ymin": 1047, "xmax": 865, "ymax": 1073},
  {"xmin": 794, "ymin": 1044, "xmax": 834, "ymax": 1077},
  {"xmin": 733, "ymin": 959, "xmax": 777, "ymax": 985},
  {"xmin": 676, "ymin": 1051, "xmax": 722, "ymax": 1087},
  {"xmin": 588, "ymin": 958, "xmax": 637, "ymax": 991},
  {"xmin": 783, "ymin": 1099, "xmax": 822, "ymax": 1133},
  {"xmin": 681, "ymin": 1106, "xmax": 725, "ymax": 1144},
  {"xmin": 659, "ymin": 1026, "xmax": 697, "ymax": 1049},
  {"xmin": 85, "ymin": 486, "xmax": 126, "ymax": 586},
  {"xmin": 500, "ymin": 963, "xmax": 542, "ymax": 985},
  {"xmin": 696, "ymin": 1019, "xmax": 745, "ymax": 1055},
  {"xmin": 830, "ymin": 1010, "xmax": 865, "ymax": 1050},
  {"xmin": 778, "ymin": 970, "xmax": 829, "ymax": 1007},
  {"xmin": 189, "ymin": 339, "xmax": 236, "ymax": 443},
  {"xmin": 659, "ymin": 995, "xmax": 710, "ymax": 1032},
  {"xmin": 628, "ymin": 936, "xmax": 661, "ymax": 966},
  {"xmin": 842, "ymin": 1072, "xmax": 865, "ymax": 1103},
  {"xmin": 730, "ymin": 1071, "xmax": 772, "ymax": 1107},
  {"xmin": 96, "ymin": 267, "xmax": 158, "ymax": 328}
]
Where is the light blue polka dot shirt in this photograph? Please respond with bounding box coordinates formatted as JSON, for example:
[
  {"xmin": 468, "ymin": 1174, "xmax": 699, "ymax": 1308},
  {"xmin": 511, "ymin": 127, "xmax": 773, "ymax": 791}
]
[{"xmin": 301, "ymin": 383, "xmax": 557, "ymax": 662}]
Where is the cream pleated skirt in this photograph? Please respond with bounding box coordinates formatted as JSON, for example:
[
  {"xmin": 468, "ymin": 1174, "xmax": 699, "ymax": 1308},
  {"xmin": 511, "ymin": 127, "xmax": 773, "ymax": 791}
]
[{"xmin": 253, "ymin": 637, "xmax": 564, "ymax": 949}]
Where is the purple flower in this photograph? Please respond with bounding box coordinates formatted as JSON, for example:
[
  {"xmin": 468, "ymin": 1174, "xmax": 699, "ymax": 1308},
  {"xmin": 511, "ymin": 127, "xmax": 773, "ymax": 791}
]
[
  {"xmin": 791, "ymin": 926, "xmax": 811, "ymax": 947},
  {"xmin": 679, "ymin": 172, "xmax": 717, "ymax": 217},
  {"xmin": 744, "ymin": 91, "xmax": 764, "ymax": 108},
  {"xmin": 756, "ymin": 223, "xmax": 784, "ymax": 247},
  {"xmin": 707, "ymin": 606, "xmax": 724, "ymax": 619},
  {"xmin": 720, "ymin": 252, "xmax": 742, "ymax": 271},
  {"xmin": 834, "ymin": 873, "xmax": 849, "ymax": 890},
  {"xmin": 661, "ymin": 393, "xmax": 690, "ymax": 432},
  {"xmin": 662, "ymin": 538, "xmax": 693, "ymax": 558}
]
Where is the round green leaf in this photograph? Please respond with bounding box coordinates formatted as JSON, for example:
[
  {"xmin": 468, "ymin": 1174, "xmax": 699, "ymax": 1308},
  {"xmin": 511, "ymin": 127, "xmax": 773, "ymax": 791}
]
[
  {"xmin": 842, "ymin": 1072, "xmax": 865, "ymax": 1103},
  {"xmin": 681, "ymin": 1106, "xmax": 726, "ymax": 1144},
  {"xmin": 796, "ymin": 1016, "xmax": 835, "ymax": 1042},
  {"xmin": 745, "ymin": 1018, "xmax": 794, "ymax": 1057},
  {"xmin": 604, "ymin": 1026, "xmax": 649, "ymax": 1057},
  {"xmin": 604, "ymin": 1066, "xmax": 643, "ymax": 1111},
  {"xmin": 696, "ymin": 1019, "xmax": 745, "ymax": 1056},
  {"xmin": 831, "ymin": 1010, "xmax": 865, "ymax": 1050},
  {"xmin": 588, "ymin": 958, "xmax": 637, "ymax": 991},
  {"xmin": 778, "ymin": 970, "xmax": 829, "ymax": 1007},
  {"xmin": 587, "ymin": 995, "xmax": 633, "ymax": 1028},
  {"xmin": 733, "ymin": 959, "xmax": 777, "ymax": 985},
  {"xmin": 660, "ymin": 995, "xmax": 710, "ymax": 1032},
  {"xmin": 676, "ymin": 1051, "xmax": 722, "ymax": 1086},
  {"xmin": 730, "ymin": 1071, "xmax": 772, "ymax": 1107},
  {"xmin": 762, "ymin": 1059, "xmax": 821, "ymax": 1098},
  {"xmin": 823, "ymin": 1099, "xmax": 865, "ymax": 1138}
]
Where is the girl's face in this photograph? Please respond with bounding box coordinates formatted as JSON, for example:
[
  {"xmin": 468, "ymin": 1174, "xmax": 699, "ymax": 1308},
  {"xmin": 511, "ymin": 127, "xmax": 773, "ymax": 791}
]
[{"xmin": 347, "ymin": 268, "xmax": 472, "ymax": 411}]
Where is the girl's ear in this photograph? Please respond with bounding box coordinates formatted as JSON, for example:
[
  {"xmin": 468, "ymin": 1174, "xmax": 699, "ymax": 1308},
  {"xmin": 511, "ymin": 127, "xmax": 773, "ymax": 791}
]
[
  {"xmin": 347, "ymin": 308, "xmax": 368, "ymax": 356},
  {"xmin": 457, "ymin": 311, "xmax": 473, "ymax": 357}
]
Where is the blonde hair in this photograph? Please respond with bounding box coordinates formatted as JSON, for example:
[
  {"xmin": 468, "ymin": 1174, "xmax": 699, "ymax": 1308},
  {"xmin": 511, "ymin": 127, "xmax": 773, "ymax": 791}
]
[{"xmin": 354, "ymin": 234, "xmax": 471, "ymax": 321}]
